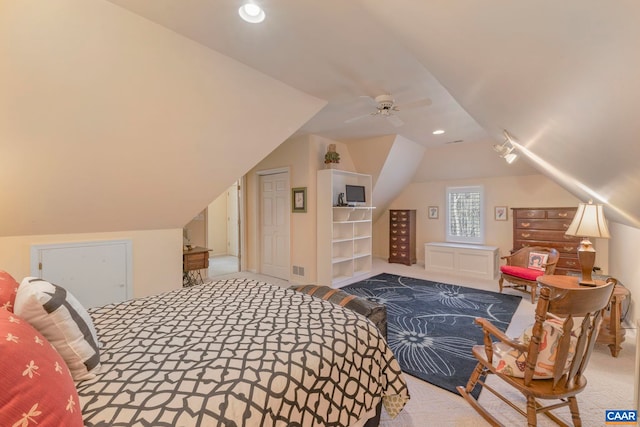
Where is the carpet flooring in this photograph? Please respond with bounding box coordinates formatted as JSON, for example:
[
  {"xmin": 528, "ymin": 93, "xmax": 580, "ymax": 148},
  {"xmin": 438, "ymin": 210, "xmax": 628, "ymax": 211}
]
[{"xmin": 341, "ymin": 273, "xmax": 522, "ymax": 398}]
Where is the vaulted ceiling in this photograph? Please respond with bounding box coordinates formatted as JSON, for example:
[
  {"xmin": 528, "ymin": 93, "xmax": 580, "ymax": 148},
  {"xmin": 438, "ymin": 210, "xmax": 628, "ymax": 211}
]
[
  {"xmin": 3, "ymin": 1, "xmax": 639, "ymax": 237},
  {"xmin": 107, "ymin": 0, "xmax": 640, "ymax": 227}
]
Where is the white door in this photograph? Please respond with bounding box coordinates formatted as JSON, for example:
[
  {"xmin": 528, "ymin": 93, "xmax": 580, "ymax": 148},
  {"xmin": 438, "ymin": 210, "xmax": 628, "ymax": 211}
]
[
  {"xmin": 260, "ymin": 172, "xmax": 290, "ymax": 280},
  {"xmin": 30, "ymin": 240, "xmax": 132, "ymax": 308}
]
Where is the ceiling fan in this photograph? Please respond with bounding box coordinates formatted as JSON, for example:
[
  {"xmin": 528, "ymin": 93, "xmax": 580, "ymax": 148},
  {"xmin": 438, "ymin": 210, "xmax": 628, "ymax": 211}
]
[{"xmin": 344, "ymin": 94, "xmax": 431, "ymax": 127}]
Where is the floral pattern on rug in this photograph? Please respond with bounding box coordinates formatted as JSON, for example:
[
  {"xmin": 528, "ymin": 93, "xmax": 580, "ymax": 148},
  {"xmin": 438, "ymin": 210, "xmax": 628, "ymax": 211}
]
[{"xmin": 342, "ymin": 273, "xmax": 522, "ymax": 398}]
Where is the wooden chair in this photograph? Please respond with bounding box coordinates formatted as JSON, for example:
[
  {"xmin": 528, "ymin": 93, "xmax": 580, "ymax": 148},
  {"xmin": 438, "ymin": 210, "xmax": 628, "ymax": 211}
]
[
  {"xmin": 457, "ymin": 278, "xmax": 617, "ymax": 427},
  {"xmin": 499, "ymin": 247, "xmax": 559, "ymax": 302}
]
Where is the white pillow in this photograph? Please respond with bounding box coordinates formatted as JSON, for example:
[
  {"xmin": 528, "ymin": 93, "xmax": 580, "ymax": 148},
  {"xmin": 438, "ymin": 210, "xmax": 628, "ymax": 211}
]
[{"xmin": 14, "ymin": 277, "xmax": 101, "ymax": 381}]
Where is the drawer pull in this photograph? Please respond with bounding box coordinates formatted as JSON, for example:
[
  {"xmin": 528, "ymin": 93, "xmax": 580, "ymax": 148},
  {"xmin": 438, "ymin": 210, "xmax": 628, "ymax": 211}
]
[
  {"xmin": 520, "ymin": 222, "xmax": 530, "ymax": 228},
  {"xmin": 564, "ymin": 246, "xmax": 574, "ymax": 251},
  {"xmin": 526, "ymin": 212, "xmax": 535, "ymax": 217},
  {"xmin": 521, "ymin": 233, "xmax": 531, "ymax": 238},
  {"xmin": 566, "ymin": 261, "xmax": 577, "ymax": 266},
  {"xmin": 558, "ymin": 212, "xmax": 568, "ymax": 217}
]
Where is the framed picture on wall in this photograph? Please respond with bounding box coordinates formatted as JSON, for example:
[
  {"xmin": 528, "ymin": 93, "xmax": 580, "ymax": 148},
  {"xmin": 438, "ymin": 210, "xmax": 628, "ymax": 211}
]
[
  {"xmin": 428, "ymin": 206, "xmax": 439, "ymax": 219},
  {"xmin": 495, "ymin": 206, "xmax": 508, "ymax": 221},
  {"xmin": 292, "ymin": 187, "xmax": 307, "ymax": 213}
]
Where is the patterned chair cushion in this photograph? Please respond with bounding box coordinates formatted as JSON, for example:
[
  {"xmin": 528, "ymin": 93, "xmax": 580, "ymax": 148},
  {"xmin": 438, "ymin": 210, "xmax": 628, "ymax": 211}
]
[
  {"xmin": 500, "ymin": 265, "xmax": 545, "ymax": 281},
  {"xmin": 492, "ymin": 317, "xmax": 580, "ymax": 379},
  {"xmin": 292, "ymin": 285, "xmax": 387, "ymax": 339}
]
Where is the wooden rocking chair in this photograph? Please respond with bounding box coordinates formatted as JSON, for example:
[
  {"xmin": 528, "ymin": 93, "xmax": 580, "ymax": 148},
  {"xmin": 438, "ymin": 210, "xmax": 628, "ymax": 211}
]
[{"xmin": 457, "ymin": 278, "xmax": 616, "ymax": 426}]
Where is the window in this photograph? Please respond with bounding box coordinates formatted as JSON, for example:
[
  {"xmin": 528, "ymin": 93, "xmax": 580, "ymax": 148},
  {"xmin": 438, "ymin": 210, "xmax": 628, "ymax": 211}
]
[{"xmin": 446, "ymin": 186, "xmax": 484, "ymax": 244}]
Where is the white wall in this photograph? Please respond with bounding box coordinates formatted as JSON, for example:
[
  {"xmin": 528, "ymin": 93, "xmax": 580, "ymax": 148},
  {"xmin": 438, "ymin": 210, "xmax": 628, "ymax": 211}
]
[
  {"xmin": 609, "ymin": 221, "xmax": 639, "ymax": 325},
  {"xmin": 0, "ymin": 229, "xmax": 182, "ymax": 299}
]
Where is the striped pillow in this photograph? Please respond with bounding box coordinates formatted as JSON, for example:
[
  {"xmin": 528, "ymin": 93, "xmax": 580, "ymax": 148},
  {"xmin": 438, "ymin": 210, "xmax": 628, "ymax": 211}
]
[
  {"xmin": 14, "ymin": 278, "xmax": 101, "ymax": 381},
  {"xmin": 292, "ymin": 285, "xmax": 387, "ymax": 339}
]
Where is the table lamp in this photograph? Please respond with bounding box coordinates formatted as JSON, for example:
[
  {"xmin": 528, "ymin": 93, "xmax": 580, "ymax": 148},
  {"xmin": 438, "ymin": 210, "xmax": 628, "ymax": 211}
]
[{"xmin": 564, "ymin": 200, "xmax": 610, "ymax": 286}]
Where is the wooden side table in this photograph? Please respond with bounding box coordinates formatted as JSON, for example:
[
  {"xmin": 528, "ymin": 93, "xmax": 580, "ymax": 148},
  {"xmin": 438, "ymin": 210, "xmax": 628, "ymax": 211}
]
[
  {"xmin": 183, "ymin": 246, "xmax": 211, "ymax": 287},
  {"xmin": 537, "ymin": 275, "xmax": 626, "ymax": 357},
  {"xmin": 596, "ymin": 284, "xmax": 629, "ymax": 357}
]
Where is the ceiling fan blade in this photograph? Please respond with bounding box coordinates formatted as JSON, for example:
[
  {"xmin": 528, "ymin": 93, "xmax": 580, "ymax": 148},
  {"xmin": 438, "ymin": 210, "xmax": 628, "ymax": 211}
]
[
  {"xmin": 395, "ymin": 97, "xmax": 432, "ymax": 110},
  {"xmin": 386, "ymin": 115, "xmax": 404, "ymax": 127},
  {"xmin": 344, "ymin": 112, "xmax": 375, "ymax": 124}
]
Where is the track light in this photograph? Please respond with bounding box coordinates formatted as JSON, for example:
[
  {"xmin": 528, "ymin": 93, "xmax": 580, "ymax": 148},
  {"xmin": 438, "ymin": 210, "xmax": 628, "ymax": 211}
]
[
  {"xmin": 493, "ymin": 130, "xmax": 519, "ymax": 164},
  {"xmin": 504, "ymin": 152, "xmax": 518, "ymax": 164}
]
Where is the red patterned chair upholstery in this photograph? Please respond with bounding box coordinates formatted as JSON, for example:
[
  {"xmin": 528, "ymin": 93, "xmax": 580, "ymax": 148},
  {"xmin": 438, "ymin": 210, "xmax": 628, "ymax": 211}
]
[{"xmin": 498, "ymin": 246, "xmax": 559, "ymax": 303}]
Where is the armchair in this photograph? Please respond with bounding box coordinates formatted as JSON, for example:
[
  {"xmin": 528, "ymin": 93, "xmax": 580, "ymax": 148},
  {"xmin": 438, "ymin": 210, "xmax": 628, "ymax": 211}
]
[{"xmin": 499, "ymin": 246, "xmax": 559, "ymax": 302}]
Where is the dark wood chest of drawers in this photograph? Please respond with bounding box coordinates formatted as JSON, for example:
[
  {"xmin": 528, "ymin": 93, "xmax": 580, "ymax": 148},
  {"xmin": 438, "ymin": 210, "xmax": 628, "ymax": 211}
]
[
  {"xmin": 511, "ymin": 207, "xmax": 580, "ymax": 275},
  {"xmin": 388, "ymin": 209, "xmax": 417, "ymax": 265}
]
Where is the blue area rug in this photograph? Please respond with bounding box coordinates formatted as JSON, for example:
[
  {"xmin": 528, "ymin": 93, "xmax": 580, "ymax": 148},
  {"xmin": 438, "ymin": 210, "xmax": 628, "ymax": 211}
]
[{"xmin": 341, "ymin": 273, "xmax": 522, "ymax": 398}]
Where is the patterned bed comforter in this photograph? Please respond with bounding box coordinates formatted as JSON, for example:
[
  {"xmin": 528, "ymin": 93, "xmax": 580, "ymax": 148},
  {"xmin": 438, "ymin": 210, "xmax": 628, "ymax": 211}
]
[{"xmin": 77, "ymin": 278, "xmax": 409, "ymax": 427}]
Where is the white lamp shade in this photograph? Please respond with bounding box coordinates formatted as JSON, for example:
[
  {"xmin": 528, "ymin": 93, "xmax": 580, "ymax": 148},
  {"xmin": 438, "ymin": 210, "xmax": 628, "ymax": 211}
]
[{"xmin": 565, "ymin": 202, "xmax": 611, "ymax": 238}]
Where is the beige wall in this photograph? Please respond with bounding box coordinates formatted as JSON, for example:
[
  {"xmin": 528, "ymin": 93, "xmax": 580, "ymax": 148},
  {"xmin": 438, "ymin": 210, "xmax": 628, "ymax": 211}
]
[
  {"xmin": 0, "ymin": 229, "xmax": 182, "ymax": 299},
  {"xmin": 245, "ymin": 135, "xmax": 355, "ymax": 284},
  {"xmin": 608, "ymin": 221, "xmax": 639, "ymax": 325},
  {"xmin": 184, "ymin": 211, "xmax": 206, "ymax": 248},
  {"xmin": 373, "ymin": 174, "xmax": 582, "ymax": 263},
  {"xmin": 1, "ymin": 0, "xmax": 325, "ymax": 237},
  {"xmin": 207, "ymin": 192, "xmax": 229, "ymax": 257}
]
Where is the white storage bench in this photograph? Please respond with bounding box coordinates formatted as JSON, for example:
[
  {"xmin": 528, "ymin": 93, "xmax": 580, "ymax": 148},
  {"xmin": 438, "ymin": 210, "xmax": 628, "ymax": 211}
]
[{"xmin": 424, "ymin": 242, "xmax": 499, "ymax": 280}]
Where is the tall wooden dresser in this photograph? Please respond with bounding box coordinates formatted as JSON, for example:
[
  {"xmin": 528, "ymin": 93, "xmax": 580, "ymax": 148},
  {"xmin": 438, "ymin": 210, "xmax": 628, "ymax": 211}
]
[
  {"xmin": 388, "ymin": 209, "xmax": 417, "ymax": 265},
  {"xmin": 511, "ymin": 207, "xmax": 580, "ymax": 275}
]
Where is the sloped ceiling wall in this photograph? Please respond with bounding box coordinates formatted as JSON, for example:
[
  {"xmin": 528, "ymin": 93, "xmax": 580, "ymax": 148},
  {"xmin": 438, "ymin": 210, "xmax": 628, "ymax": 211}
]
[
  {"xmin": 360, "ymin": 0, "xmax": 640, "ymax": 227},
  {"xmin": 0, "ymin": 0, "xmax": 325, "ymax": 237},
  {"xmin": 347, "ymin": 135, "xmax": 425, "ymax": 222}
]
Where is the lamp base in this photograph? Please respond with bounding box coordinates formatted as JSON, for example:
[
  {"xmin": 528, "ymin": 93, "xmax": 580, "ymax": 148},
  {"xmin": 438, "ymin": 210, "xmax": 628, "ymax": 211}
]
[{"xmin": 577, "ymin": 239, "xmax": 596, "ymax": 287}]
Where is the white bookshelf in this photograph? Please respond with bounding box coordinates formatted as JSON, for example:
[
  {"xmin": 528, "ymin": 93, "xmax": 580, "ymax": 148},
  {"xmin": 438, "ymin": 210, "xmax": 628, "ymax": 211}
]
[{"xmin": 317, "ymin": 169, "xmax": 374, "ymax": 287}]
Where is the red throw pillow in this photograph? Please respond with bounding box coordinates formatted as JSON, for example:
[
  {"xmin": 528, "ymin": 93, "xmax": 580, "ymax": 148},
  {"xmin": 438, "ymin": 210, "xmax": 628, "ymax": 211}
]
[
  {"xmin": 0, "ymin": 270, "xmax": 19, "ymax": 312},
  {"xmin": 0, "ymin": 309, "xmax": 84, "ymax": 427},
  {"xmin": 500, "ymin": 265, "xmax": 545, "ymax": 281}
]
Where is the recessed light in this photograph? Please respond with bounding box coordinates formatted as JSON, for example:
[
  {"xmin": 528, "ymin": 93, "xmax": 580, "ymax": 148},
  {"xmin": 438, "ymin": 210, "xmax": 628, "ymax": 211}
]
[
  {"xmin": 432, "ymin": 129, "xmax": 445, "ymax": 135},
  {"xmin": 239, "ymin": 3, "xmax": 265, "ymax": 23}
]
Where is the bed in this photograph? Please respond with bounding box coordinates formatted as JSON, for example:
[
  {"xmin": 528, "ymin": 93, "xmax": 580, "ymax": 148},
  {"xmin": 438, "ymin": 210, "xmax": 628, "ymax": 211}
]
[{"xmin": 75, "ymin": 277, "xmax": 410, "ymax": 426}]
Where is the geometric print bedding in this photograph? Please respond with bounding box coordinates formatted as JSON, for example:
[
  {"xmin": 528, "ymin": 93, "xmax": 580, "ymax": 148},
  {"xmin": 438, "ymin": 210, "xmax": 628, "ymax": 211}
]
[{"xmin": 76, "ymin": 278, "xmax": 409, "ymax": 426}]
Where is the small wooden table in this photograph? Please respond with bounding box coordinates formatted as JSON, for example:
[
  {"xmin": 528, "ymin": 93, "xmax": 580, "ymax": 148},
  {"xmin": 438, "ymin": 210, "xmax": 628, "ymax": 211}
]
[
  {"xmin": 183, "ymin": 246, "xmax": 211, "ymax": 287},
  {"xmin": 537, "ymin": 275, "xmax": 627, "ymax": 357}
]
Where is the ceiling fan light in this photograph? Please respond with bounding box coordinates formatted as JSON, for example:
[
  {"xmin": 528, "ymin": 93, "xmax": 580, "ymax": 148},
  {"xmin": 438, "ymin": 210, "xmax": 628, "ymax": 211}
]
[
  {"xmin": 239, "ymin": 3, "xmax": 265, "ymax": 23},
  {"xmin": 432, "ymin": 129, "xmax": 445, "ymax": 135},
  {"xmin": 505, "ymin": 152, "xmax": 518, "ymax": 164}
]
